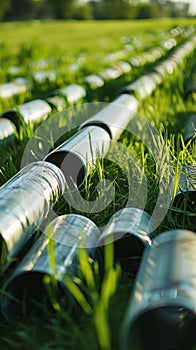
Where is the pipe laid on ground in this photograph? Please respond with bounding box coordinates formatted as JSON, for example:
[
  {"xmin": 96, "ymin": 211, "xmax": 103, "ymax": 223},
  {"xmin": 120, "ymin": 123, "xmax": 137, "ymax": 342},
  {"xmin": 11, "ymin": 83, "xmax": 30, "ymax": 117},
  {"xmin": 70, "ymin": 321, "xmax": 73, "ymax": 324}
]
[
  {"xmin": 0, "ymin": 161, "xmax": 65, "ymax": 270},
  {"xmin": 0, "ymin": 118, "xmax": 16, "ymax": 142},
  {"xmin": 183, "ymin": 114, "xmax": 196, "ymax": 144},
  {"xmin": 44, "ymin": 125, "xmax": 111, "ymax": 191},
  {"xmin": 80, "ymin": 94, "xmax": 138, "ymax": 140},
  {"xmin": 0, "ymin": 78, "xmax": 30, "ymax": 99},
  {"xmin": 1, "ymin": 214, "xmax": 100, "ymax": 321},
  {"xmin": 121, "ymin": 229, "xmax": 196, "ymax": 350},
  {"xmin": 97, "ymin": 208, "xmax": 152, "ymax": 276},
  {"xmin": 1, "ymin": 99, "xmax": 52, "ymax": 129}
]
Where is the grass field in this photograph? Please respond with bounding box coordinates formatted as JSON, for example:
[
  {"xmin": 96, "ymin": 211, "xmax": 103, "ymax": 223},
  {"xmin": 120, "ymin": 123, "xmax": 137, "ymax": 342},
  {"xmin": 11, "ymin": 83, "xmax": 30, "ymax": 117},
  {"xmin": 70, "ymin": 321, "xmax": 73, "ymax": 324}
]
[{"xmin": 0, "ymin": 18, "xmax": 196, "ymax": 350}]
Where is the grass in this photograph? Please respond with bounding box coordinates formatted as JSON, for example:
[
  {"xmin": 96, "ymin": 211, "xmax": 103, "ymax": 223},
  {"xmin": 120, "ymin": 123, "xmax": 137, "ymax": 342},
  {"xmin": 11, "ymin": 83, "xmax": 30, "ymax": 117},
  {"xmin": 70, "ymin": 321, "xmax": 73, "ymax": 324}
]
[{"xmin": 0, "ymin": 18, "xmax": 196, "ymax": 349}]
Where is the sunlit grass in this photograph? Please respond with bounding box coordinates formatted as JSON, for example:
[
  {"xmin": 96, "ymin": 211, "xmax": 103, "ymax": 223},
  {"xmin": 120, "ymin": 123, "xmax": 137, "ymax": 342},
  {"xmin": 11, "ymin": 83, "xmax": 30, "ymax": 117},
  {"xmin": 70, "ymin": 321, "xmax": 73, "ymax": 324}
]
[{"xmin": 0, "ymin": 18, "xmax": 196, "ymax": 350}]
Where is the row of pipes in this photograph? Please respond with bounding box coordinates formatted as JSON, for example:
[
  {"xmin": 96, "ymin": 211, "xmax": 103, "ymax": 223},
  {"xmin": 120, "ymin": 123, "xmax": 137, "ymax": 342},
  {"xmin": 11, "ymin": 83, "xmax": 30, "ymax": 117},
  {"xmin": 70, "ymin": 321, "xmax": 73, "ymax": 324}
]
[
  {"xmin": 0, "ymin": 27, "xmax": 192, "ymax": 142},
  {"xmin": 0, "ymin": 29, "xmax": 195, "ymax": 349}
]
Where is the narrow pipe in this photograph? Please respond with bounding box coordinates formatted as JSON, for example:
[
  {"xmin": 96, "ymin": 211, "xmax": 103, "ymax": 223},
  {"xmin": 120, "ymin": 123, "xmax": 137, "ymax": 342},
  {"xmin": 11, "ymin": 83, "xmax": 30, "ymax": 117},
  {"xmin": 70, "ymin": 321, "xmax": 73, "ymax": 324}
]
[
  {"xmin": 0, "ymin": 161, "xmax": 65, "ymax": 269},
  {"xmin": 97, "ymin": 208, "xmax": 152, "ymax": 276},
  {"xmin": 83, "ymin": 74, "xmax": 104, "ymax": 90},
  {"xmin": 1, "ymin": 214, "xmax": 100, "ymax": 321},
  {"xmin": 0, "ymin": 78, "xmax": 30, "ymax": 99},
  {"xmin": 58, "ymin": 84, "xmax": 86, "ymax": 104},
  {"xmin": 121, "ymin": 229, "xmax": 196, "ymax": 350},
  {"xmin": 0, "ymin": 118, "xmax": 16, "ymax": 141},
  {"xmin": 44, "ymin": 125, "xmax": 111, "ymax": 191}
]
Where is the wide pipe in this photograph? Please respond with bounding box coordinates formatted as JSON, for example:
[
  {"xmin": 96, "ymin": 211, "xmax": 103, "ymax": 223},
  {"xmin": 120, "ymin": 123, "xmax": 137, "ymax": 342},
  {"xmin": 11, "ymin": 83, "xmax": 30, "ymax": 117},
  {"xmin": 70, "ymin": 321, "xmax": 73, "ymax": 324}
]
[
  {"xmin": 97, "ymin": 208, "xmax": 152, "ymax": 276},
  {"xmin": 121, "ymin": 229, "xmax": 196, "ymax": 350},
  {"xmin": 0, "ymin": 161, "xmax": 65, "ymax": 269},
  {"xmin": 80, "ymin": 94, "xmax": 138, "ymax": 140},
  {"xmin": 1, "ymin": 214, "xmax": 100, "ymax": 321},
  {"xmin": 44, "ymin": 125, "xmax": 111, "ymax": 191},
  {"xmin": 1, "ymin": 99, "xmax": 52, "ymax": 127}
]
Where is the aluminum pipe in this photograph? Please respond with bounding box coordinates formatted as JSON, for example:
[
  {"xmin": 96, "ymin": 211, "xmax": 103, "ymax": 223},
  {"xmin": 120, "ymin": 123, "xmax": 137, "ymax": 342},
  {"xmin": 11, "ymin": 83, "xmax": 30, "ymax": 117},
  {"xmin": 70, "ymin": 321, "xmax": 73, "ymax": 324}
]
[
  {"xmin": 183, "ymin": 114, "xmax": 196, "ymax": 144},
  {"xmin": 80, "ymin": 94, "xmax": 138, "ymax": 140},
  {"xmin": 1, "ymin": 214, "xmax": 100, "ymax": 321},
  {"xmin": 0, "ymin": 78, "xmax": 30, "ymax": 99},
  {"xmin": 121, "ymin": 75, "xmax": 157, "ymax": 100},
  {"xmin": 97, "ymin": 208, "xmax": 152, "ymax": 275},
  {"xmin": 46, "ymin": 95, "xmax": 66, "ymax": 112},
  {"xmin": 1, "ymin": 99, "xmax": 52, "ymax": 127},
  {"xmin": 175, "ymin": 165, "xmax": 196, "ymax": 201},
  {"xmin": 99, "ymin": 68, "xmax": 121, "ymax": 81},
  {"xmin": 0, "ymin": 118, "xmax": 16, "ymax": 141},
  {"xmin": 59, "ymin": 84, "xmax": 86, "ymax": 104},
  {"xmin": 121, "ymin": 229, "xmax": 196, "ymax": 350},
  {"xmin": 32, "ymin": 70, "xmax": 57, "ymax": 85},
  {"xmin": 44, "ymin": 125, "xmax": 111, "ymax": 191},
  {"xmin": 0, "ymin": 161, "xmax": 65, "ymax": 269},
  {"xmin": 83, "ymin": 74, "xmax": 104, "ymax": 89}
]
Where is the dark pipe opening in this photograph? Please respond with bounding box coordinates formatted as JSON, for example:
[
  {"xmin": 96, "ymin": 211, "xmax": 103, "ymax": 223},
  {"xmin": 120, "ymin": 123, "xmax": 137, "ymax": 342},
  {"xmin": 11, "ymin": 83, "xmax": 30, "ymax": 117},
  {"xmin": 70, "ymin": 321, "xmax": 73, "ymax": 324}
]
[
  {"xmin": 81, "ymin": 122, "xmax": 112, "ymax": 139},
  {"xmin": 45, "ymin": 151, "xmax": 85, "ymax": 191},
  {"xmin": 128, "ymin": 306, "xmax": 196, "ymax": 350},
  {"xmin": 100, "ymin": 233, "xmax": 145, "ymax": 276},
  {"xmin": 1, "ymin": 111, "xmax": 19, "ymax": 129},
  {"xmin": 173, "ymin": 191, "xmax": 196, "ymax": 227},
  {"xmin": 2, "ymin": 272, "xmax": 70, "ymax": 322}
]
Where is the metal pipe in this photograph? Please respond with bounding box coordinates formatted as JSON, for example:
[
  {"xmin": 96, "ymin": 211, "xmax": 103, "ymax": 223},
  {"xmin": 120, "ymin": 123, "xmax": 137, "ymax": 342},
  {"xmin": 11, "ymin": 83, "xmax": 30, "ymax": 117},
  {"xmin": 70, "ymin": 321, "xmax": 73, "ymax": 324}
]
[
  {"xmin": 183, "ymin": 114, "xmax": 196, "ymax": 144},
  {"xmin": 59, "ymin": 84, "xmax": 86, "ymax": 104},
  {"xmin": 173, "ymin": 165, "xmax": 196, "ymax": 226},
  {"xmin": 0, "ymin": 78, "xmax": 30, "ymax": 99},
  {"xmin": 44, "ymin": 125, "xmax": 110, "ymax": 191},
  {"xmin": 83, "ymin": 74, "xmax": 104, "ymax": 90},
  {"xmin": 32, "ymin": 70, "xmax": 57, "ymax": 85},
  {"xmin": 121, "ymin": 229, "xmax": 196, "ymax": 350},
  {"xmin": 45, "ymin": 95, "xmax": 66, "ymax": 112},
  {"xmin": 99, "ymin": 67, "xmax": 121, "ymax": 81},
  {"xmin": 121, "ymin": 74, "xmax": 157, "ymax": 100},
  {"xmin": 0, "ymin": 118, "xmax": 16, "ymax": 141},
  {"xmin": 1, "ymin": 214, "xmax": 100, "ymax": 321},
  {"xmin": 0, "ymin": 161, "xmax": 65, "ymax": 269},
  {"xmin": 97, "ymin": 208, "xmax": 152, "ymax": 276},
  {"xmin": 80, "ymin": 94, "xmax": 138, "ymax": 140},
  {"xmin": 1, "ymin": 99, "xmax": 52, "ymax": 127}
]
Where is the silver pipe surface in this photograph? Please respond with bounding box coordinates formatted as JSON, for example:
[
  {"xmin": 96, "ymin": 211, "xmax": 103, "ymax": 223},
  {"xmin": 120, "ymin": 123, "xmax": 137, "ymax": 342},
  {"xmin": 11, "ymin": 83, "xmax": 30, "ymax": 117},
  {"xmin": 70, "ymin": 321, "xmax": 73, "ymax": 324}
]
[
  {"xmin": 121, "ymin": 229, "xmax": 196, "ymax": 350},
  {"xmin": 83, "ymin": 74, "xmax": 104, "ymax": 89},
  {"xmin": 80, "ymin": 94, "xmax": 138, "ymax": 140},
  {"xmin": 0, "ymin": 161, "xmax": 65, "ymax": 268},
  {"xmin": 97, "ymin": 208, "xmax": 152, "ymax": 275},
  {"xmin": 0, "ymin": 118, "xmax": 16, "ymax": 141},
  {"xmin": 1, "ymin": 214, "xmax": 100, "ymax": 321},
  {"xmin": 46, "ymin": 95, "xmax": 67, "ymax": 112},
  {"xmin": 1, "ymin": 99, "xmax": 52, "ymax": 126},
  {"xmin": 0, "ymin": 78, "xmax": 30, "ymax": 99},
  {"xmin": 44, "ymin": 125, "xmax": 111, "ymax": 191},
  {"xmin": 59, "ymin": 84, "xmax": 86, "ymax": 104},
  {"xmin": 121, "ymin": 75, "xmax": 157, "ymax": 100}
]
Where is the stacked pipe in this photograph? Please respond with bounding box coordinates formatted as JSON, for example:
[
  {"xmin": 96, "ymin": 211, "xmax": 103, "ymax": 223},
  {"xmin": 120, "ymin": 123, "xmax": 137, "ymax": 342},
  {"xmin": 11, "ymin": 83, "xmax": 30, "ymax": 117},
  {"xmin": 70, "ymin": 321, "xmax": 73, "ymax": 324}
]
[{"xmin": 0, "ymin": 29, "xmax": 195, "ymax": 348}]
